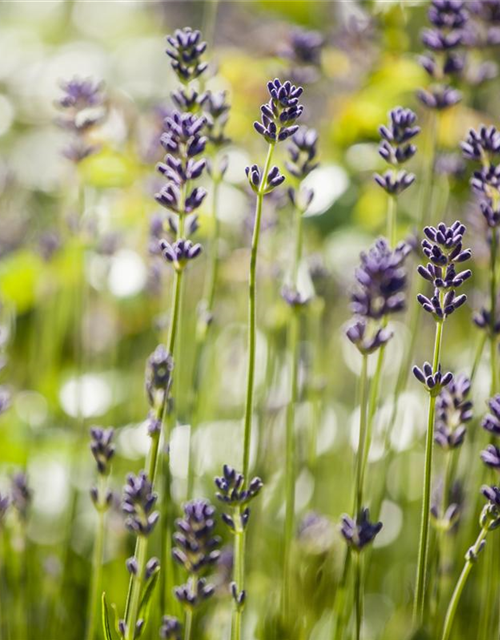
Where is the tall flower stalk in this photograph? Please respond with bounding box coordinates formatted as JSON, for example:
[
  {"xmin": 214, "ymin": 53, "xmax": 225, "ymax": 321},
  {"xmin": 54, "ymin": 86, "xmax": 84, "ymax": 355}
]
[
  {"xmin": 172, "ymin": 500, "xmax": 221, "ymax": 640},
  {"xmin": 85, "ymin": 427, "xmax": 115, "ymax": 640},
  {"xmin": 281, "ymin": 126, "xmax": 318, "ymax": 621},
  {"xmin": 412, "ymin": 221, "xmax": 472, "ymax": 626},
  {"xmin": 154, "ymin": 27, "xmax": 209, "ymax": 612},
  {"xmin": 215, "ymin": 466, "xmax": 262, "ymax": 640}
]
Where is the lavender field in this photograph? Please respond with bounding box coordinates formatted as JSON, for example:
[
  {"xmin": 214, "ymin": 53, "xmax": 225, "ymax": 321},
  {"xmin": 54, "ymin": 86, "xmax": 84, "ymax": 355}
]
[{"xmin": 1, "ymin": 1, "xmax": 500, "ymax": 639}]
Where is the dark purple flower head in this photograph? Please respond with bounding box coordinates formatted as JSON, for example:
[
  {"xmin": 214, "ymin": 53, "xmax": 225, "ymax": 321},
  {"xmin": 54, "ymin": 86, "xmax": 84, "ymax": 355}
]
[
  {"xmin": 378, "ymin": 107, "xmax": 420, "ymax": 167},
  {"xmin": 160, "ymin": 111, "xmax": 207, "ymax": 160},
  {"xmin": 351, "ymin": 239, "xmax": 410, "ymax": 321},
  {"xmin": 417, "ymin": 222, "xmax": 471, "ymax": 319},
  {"xmin": 89, "ymin": 427, "xmax": 115, "ymax": 475},
  {"xmin": 482, "ymin": 394, "xmax": 500, "ymax": 437},
  {"xmin": 160, "ymin": 616, "xmax": 182, "ymax": 640},
  {"xmin": 461, "ymin": 126, "xmax": 500, "ymax": 162},
  {"xmin": 286, "ymin": 126, "xmax": 319, "ymax": 180},
  {"xmin": 172, "ymin": 499, "xmax": 221, "ymax": 575},
  {"xmin": 166, "ymin": 28, "xmax": 208, "ymax": 83},
  {"xmin": 435, "ymin": 374, "xmax": 472, "ymax": 449},
  {"xmin": 145, "ymin": 344, "xmax": 174, "ymax": 407},
  {"xmin": 346, "ymin": 319, "xmax": 392, "ymax": 356},
  {"xmin": 340, "ymin": 508, "xmax": 382, "ymax": 551},
  {"xmin": 413, "ymin": 362, "xmax": 454, "ymax": 396},
  {"xmin": 159, "ymin": 238, "xmax": 203, "ymax": 266},
  {"xmin": 11, "ymin": 472, "xmax": 32, "ymax": 520},
  {"xmin": 428, "ymin": 0, "xmax": 468, "ymax": 30},
  {"xmin": 480, "ymin": 484, "xmax": 500, "ymax": 530},
  {"xmin": 254, "ymin": 79, "xmax": 304, "ymax": 143},
  {"xmin": 122, "ymin": 471, "xmax": 159, "ymax": 536},
  {"xmin": 374, "ymin": 170, "xmax": 415, "ymax": 195},
  {"xmin": 215, "ymin": 465, "xmax": 263, "ymax": 531},
  {"xmin": 174, "ymin": 577, "xmax": 215, "ymax": 609},
  {"xmin": 481, "ymin": 443, "xmax": 500, "ymax": 470},
  {"xmin": 245, "ymin": 164, "xmax": 285, "ymax": 194},
  {"xmin": 470, "ymin": 0, "xmax": 500, "ymax": 24},
  {"xmin": 417, "ymin": 86, "xmax": 462, "ymax": 110}
]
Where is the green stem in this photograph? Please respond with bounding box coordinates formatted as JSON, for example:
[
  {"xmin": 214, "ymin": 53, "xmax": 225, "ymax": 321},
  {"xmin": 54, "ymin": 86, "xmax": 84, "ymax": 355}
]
[
  {"xmin": 332, "ymin": 549, "xmax": 351, "ymax": 640},
  {"xmin": 387, "ymin": 195, "xmax": 397, "ymax": 249},
  {"xmin": 283, "ymin": 309, "xmax": 300, "ymax": 621},
  {"xmin": 242, "ymin": 141, "xmax": 275, "ymax": 480},
  {"xmin": 471, "ymin": 332, "xmax": 487, "ymax": 384},
  {"xmin": 125, "ymin": 534, "xmax": 148, "ymax": 640},
  {"xmin": 354, "ymin": 355, "xmax": 369, "ymax": 515},
  {"xmin": 184, "ymin": 607, "xmax": 193, "ymax": 640},
  {"xmin": 354, "ymin": 552, "xmax": 363, "ymax": 640},
  {"xmin": 231, "ymin": 506, "xmax": 245, "ymax": 640},
  {"xmin": 85, "ymin": 479, "xmax": 106, "ymax": 640},
  {"xmin": 441, "ymin": 526, "xmax": 489, "ymax": 640},
  {"xmin": 413, "ymin": 318, "xmax": 444, "ymax": 626}
]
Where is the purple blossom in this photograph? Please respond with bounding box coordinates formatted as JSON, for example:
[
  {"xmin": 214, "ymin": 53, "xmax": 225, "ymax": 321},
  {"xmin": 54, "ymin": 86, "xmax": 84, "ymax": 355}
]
[
  {"xmin": 482, "ymin": 394, "xmax": 500, "ymax": 436},
  {"xmin": 159, "ymin": 238, "xmax": 203, "ymax": 264},
  {"xmin": 122, "ymin": 471, "xmax": 159, "ymax": 536},
  {"xmin": 89, "ymin": 427, "xmax": 115, "ymax": 475},
  {"xmin": 435, "ymin": 374, "xmax": 472, "ymax": 449},
  {"xmin": 340, "ymin": 508, "xmax": 383, "ymax": 551},
  {"xmin": 374, "ymin": 170, "xmax": 415, "ymax": 195},
  {"xmin": 166, "ymin": 27, "xmax": 208, "ymax": 83},
  {"xmin": 413, "ymin": 362, "xmax": 454, "ymax": 394},
  {"xmin": 254, "ymin": 79, "xmax": 304, "ymax": 143}
]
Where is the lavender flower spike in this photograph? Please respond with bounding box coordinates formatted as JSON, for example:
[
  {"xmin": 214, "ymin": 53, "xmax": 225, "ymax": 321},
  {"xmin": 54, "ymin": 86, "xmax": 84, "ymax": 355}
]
[
  {"xmin": 166, "ymin": 27, "xmax": 208, "ymax": 83},
  {"xmin": 122, "ymin": 471, "xmax": 159, "ymax": 536},
  {"xmin": 89, "ymin": 427, "xmax": 115, "ymax": 475},
  {"xmin": 435, "ymin": 374, "xmax": 472, "ymax": 448},
  {"xmin": 160, "ymin": 616, "xmax": 182, "ymax": 640},
  {"xmin": 254, "ymin": 78, "xmax": 304, "ymax": 143}
]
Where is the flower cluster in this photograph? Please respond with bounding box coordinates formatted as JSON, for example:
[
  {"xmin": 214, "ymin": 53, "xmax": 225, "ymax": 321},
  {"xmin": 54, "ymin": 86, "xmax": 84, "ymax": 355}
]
[
  {"xmin": 416, "ymin": 222, "xmax": 472, "ymax": 320},
  {"xmin": 172, "ymin": 499, "xmax": 221, "ymax": 608},
  {"xmin": 157, "ymin": 28, "xmax": 209, "ymax": 269},
  {"xmin": 478, "ymin": 485, "xmax": 500, "ymax": 532},
  {"xmin": 346, "ymin": 239, "xmax": 410, "ymax": 355},
  {"xmin": 435, "ymin": 374, "xmax": 473, "ymax": 449},
  {"xmin": 160, "ymin": 238, "xmax": 202, "ymax": 268},
  {"xmin": 122, "ymin": 472, "xmax": 159, "ymax": 536},
  {"xmin": 166, "ymin": 27, "xmax": 208, "ymax": 84},
  {"xmin": 418, "ymin": 0, "xmax": 468, "ymax": 110},
  {"xmin": 462, "ymin": 126, "xmax": 500, "ymax": 228},
  {"xmin": 215, "ymin": 465, "xmax": 263, "ymax": 531},
  {"xmin": 413, "ymin": 362, "xmax": 454, "ymax": 395},
  {"xmin": 468, "ymin": 0, "xmax": 500, "ymax": 48},
  {"xmin": 202, "ymin": 91, "xmax": 231, "ymax": 150},
  {"xmin": 55, "ymin": 77, "xmax": 106, "ymax": 163},
  {"xmin": 375, "ymin": 107, "xmax": 420, "ymax": 196},
  {"xmin": 340, "ymin": 508, "xmax": 383, "ymax": 551},
  {"xmin": 159, "ymin": 616, "xmax": 182, "ymax": 640},
  {"xmin": 482, "ymin": 394, "xmax": 500, "ymax": 436},
  {"xmin": 89, "ymin": 427, "xmax": 115, "ymax": 475},
  {"xmin": 254, "ymin": 79, "xmax": 304, "ymax": 144}
]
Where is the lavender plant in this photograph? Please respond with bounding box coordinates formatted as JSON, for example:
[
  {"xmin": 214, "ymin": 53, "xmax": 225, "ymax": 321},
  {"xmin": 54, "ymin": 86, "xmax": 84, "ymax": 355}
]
[
  {"xmin": 86, "ymin": 427, "xmax": 115, "ymax": 640},
  {"xmin": 413, "ymin": 221, "xmax": 472, "ymax": 626},
  {"xmin": 215, "ymin": 465, "xmax": 262, "ymax": 640},
  {"xmin": 172, "ymin": 499, "xmax": 221, "ymax": 639}
]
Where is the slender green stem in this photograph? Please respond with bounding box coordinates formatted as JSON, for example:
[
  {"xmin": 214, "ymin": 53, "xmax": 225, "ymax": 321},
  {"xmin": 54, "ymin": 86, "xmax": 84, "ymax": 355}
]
[
  {"xmin": 413, "ymin": 317, "xmax": 444, "ymax": 626},
  {"xmin": 242, "ymin": 141, "xmax": 275, "ymax": 481},
  {"xmin": 387, "ymin": 195, "xmax": 397, "ymax": 249},
  {"xmin": 283, "ymin": 309, "xmax": 300, "ymax": 620},
  {"xmin": 354, "ymin": 355, "xmax": 369, "ymax": 515},
  {"xmin": 231, "ymin": 506, "xmax": 245, "ymax": 640},
  {"xmin": 441, "ymin": 526, "xmax": 489, "ymax": 640},
  {"xmin": 354, "ymin": 553, "xmax": 363, "ymax": 640},
  {"xmin": 471, "ymin": 332, "xmax": 487, "ymax": 384},
  {"xmin": 85, "ymin": 478, "xmax": 106, "ymax": 640},
  {"xmin": 125, "ymin": 534, "xmax": 148, "ymax": 640}
]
